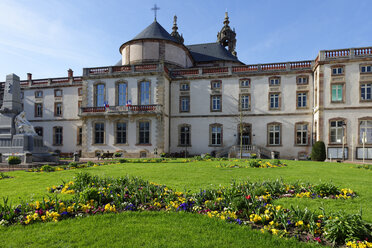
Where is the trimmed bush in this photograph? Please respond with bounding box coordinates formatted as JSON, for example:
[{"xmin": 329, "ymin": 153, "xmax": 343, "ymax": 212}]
[
  {"xmin": 311, "ymin": 141, "xmax": 326, "ymax": 161},
  {"xmin": 7, "ymin": 156, "xmax": 21, "ymax": 165}
]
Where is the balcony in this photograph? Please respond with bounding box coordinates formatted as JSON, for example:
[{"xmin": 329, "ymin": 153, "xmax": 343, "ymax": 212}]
[{"xmin": 78, "ymin": 104, "xmax": 162, "ymax": 117}]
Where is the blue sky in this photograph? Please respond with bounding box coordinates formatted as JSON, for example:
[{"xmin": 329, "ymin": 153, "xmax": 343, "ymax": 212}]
[{"xmin": 1, "ymin": 0, "xmax": 372, "ymax": 80}]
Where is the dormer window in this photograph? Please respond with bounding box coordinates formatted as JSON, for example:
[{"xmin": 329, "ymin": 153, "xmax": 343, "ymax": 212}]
[
  {"xmin": 180, "ymin": 83, "xmax": 190, "ymax": 91},
  {"xmin": 332, "ymin": 67, "xmax": 343, "ymax": 75},
  {"xmin": 361, "ymin": 65, "xmax": 372, "ymax": 73}
]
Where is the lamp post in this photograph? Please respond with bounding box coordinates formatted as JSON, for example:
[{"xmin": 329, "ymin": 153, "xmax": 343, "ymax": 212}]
[
  {"xmin": 362, "ymin": 131, "xmax": 366, "ymax": 164},
  {"xmin": 341, "ymin": 121, "xmax": 346, "ymax": 162}
]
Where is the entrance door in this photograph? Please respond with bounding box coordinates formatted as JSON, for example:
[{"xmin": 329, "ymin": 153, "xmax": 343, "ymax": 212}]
[{"xmin": 238, "ymin": 124, "xmax": 251, "ymax": 145}]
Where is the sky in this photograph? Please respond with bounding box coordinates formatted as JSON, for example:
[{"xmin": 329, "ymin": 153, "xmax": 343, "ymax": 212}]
[{"xmin": 1, "ymin": 0, "xmax": 372, "ymax": 80}]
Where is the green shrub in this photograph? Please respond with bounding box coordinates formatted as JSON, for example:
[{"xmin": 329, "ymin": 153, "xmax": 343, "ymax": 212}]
[
  {"xmin": 40, "ymin": 164, "xmax": 55, "ymax": 172},
  {"xmin": 114, "ymin": 152, "xmax": 121, "ymax": 158},
  {"xmin": 311, "ymin": 141, "xmax": 326, "ymax": 161},
  {"xmin": 68, "ymin": 162, "xmax": 78, "ymax": 168},
  {"xmin": 86, "ymin": 161, "xmax": 94, "ymax": 167},
  {"xmin": 118, "ymin": 159, "xmax": 127, "ymax": 163},
  {"xmin": 7, "ymin": 156, "xmax": 21, "ymax": 165}
]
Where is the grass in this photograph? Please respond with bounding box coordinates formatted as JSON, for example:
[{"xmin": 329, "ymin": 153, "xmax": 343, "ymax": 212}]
[
  {"xmin": 0, "ymin": 159, "xmax": 371, "ymax": 247},
  {"xmin": 0, "ymin": 212, "xmax": 318, "ymax": 248}
]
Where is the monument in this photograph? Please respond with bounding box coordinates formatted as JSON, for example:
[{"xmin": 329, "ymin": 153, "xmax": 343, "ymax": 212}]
[{"xmin": 0, "ymin": 74, "xmax": 57, "ymax": 163}]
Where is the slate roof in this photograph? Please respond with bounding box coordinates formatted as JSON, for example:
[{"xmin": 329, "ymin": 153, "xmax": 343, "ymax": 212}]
[
  {"xmin": 186, "ymin": 42, "xmax": 241, "ymax": 63},
  {"xmin": 131, "ymin": 21, "xmax": 178, "ymax": 43}
]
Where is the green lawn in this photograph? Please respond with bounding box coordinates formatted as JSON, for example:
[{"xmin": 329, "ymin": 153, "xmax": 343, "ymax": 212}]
[{"xmin": 0, "ymin": 159, "xmax": 371, "ymax": 247}]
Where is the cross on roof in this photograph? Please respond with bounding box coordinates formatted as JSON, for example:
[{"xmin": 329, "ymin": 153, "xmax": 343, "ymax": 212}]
[{"xmin": 151, "ymin": 4, "xmax": 160, "ymax": 21}]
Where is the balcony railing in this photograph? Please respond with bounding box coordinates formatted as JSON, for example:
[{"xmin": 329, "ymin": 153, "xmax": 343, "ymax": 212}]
[
  {"xmin": 83, "ymin": 64, "xmax": 160, "ymax": 76},
  {"xmin": 79, "ymin": 104, "xmax": 161, "ymax": 116},
  {"xmin": 317, "ymin": 46, "xmax": 372, "ymax": 62}
]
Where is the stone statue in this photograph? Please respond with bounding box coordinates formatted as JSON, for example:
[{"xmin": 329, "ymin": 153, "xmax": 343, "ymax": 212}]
[{"xmin": 14, "ymin": 111, "xmax": 37, "ymax": 136}]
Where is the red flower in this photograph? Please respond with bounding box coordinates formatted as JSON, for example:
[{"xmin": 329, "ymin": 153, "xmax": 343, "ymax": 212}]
[{"xmin": 245, "ymin": 195, "xmax": 251, "ymax": 200}]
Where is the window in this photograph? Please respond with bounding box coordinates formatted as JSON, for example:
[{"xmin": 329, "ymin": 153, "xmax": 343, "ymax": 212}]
[
  {"xmin": 77, "ymin": 126, "xmax": 82, "ymax": 145},
  {"xmin": 78, "ymin": 87, "xmax": 83, "ymax": 96},
  {"xmin": 210, "ymin": 124, "xmax": 222, "ymax": 146},
  {"xmin": 269, "ymin": 77, "xmax": 280, "ymax": 86},
  {"xmin": 35, "ymin": 127, "xmax": 43, "ymax": 137},
  {"xmin": 179, "ymin": 125, "xmax": 191, "ymax": 146},
  {"xmin": 94, "ymin": 123, "xmax": 105, "ymax": 144},
  {"xmin": 139, "ymin": 81, "xmax": 150, "ymax": 105},
  {"xmin": 328, "ymin": 147, "xmax": 348, "ymax": 159},
  {"xmin": 361, "ymin": 83, "xmax": 372, "ymax": 101},
  {"xmin": 138, "ymin": 121, "xmax": 150, "ymax": 144},
  {"xmin": 35, "ymin": 91, "xmax": 43, "ymax": 98},
  {"xmin": 359, "ymin": 120, "xmax": 372, "ymax": 144},
  {"xmin": 116, "ymin": 122, "xmax": 127, "ymax": 144},
  {"xmin": 240, "ymin": 94, "xmax": 250, "ymax": 111},
  {"xmin": 95, "ymin": 84, "xmax": 105, "ymax": 107},
  {"xmin": 297, "ymin": 76, "xmax": 308, "ymax": 85},
  {"xmin": 180, "ymin": 96, "xmax": 190, "ymax": 112},
  {"xmin": 180, "ymin": 83, "xmax": 190, "ymax": 91},
  {"xmin": 53, "ymin": 127, "xmax": 63, "ymax": 146},
  {"xmin": 356, "ymin": 147, "xmax": 372, "ymax": 159},
  {"xmin": 297, "ymin": 92, "xmax": 307, "ymax": 108},
  {"xmin": 361, "ymin": 65, "xmax": 372, "ymax": 73},
  {"xmin": 54, "ymin": 102, "xmax": 62, "ymax": 116},
  {"xmin": 240, "ymin": 78, "xmax": 250, "ymax": 87},
  {"xmin": 34, "ymin": 103, "xmax": 43, "ymax": 117},
  {"xmin": 295, "ymin": 123, "xmax": 308, "ymax": 145},
  {"xmin": 211, "ymin": 95, "xmax": 222, "ymax": 111},
  {"xmin": 330, "ymin": 120, "xmax": 346, "ymax": 144},
  {"xmin": 332, "ymin": 67, "xmax": 343, "ymax": 75},
  {"xmin": 269, "ymin": 93, "xmax": 280, "ymax": 109},
  {"xmin": 268, "ymin": 123, "xmax": 281, "ymax": 145},
  {"xmin": 117, "ymin": 82, "xmax": 127, "ymax": 106},
  {"xmin": 211, "ymin": 80, "xmax": 221, "ymax": 89},
  {"xmin": 331, "ymin": 84, "xmax": 343, "ymax": 102},
  {"xmin": 54, "ymin": 89, "xmax": 63, "ymax": 97}
]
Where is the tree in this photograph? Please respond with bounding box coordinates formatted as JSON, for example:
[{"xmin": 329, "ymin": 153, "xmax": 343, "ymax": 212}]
[{"xmin": 311, "ymin": 141, "xmax": 326, "ymax": 161}]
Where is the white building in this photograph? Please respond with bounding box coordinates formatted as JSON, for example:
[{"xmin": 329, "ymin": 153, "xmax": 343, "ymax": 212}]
[{"xmin": 3, "ymin": 14, "xmax": 372, "ymax": 160}]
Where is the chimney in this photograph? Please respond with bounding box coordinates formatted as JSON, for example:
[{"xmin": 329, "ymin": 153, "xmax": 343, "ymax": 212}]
[
  {"xmin": 27, "ymin": 73, "xmax": 32, "ymax": 81},
  {"xmin": 68, "ymin": 69, "xmax": 73, "ymax": 78}
]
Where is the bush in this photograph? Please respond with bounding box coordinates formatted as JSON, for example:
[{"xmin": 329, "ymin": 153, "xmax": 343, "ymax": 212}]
[
  {"xmin": 86, "ymin": 161, "xmax": 94, "ymax": 167},
  {"xmin": 7, "ymin": 156, "xmax": 21, "ymax": 165},
  {"xmin": 68, "ymin": 162, "xmax": 78, "ymax": 168},
  {"xmin": 311, "ymin": 141, "xmax": 326, "ymax": 161},
  {"xmin": 40, "ymin": 164, "xmax": 55, "ymax": 172},
  {"xmin": 118, "ymin": 158, "xmax": 127, "ymax": 163},
  {"xmin": 114, "ymin": 152, "xmax": 122, "ymax": 158}
]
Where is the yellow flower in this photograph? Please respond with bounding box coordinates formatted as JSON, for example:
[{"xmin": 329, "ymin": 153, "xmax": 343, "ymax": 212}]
[{"xmin": 271, "ymin": 229, "xmax": 279, "ymax": 235}]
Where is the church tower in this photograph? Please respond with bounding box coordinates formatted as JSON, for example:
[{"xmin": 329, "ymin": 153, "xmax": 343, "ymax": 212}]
[
  {"xmin": 217, "ymin": 12, "xmax": 237, "ymax": 56},
  {"xmin": 170, "ymin": 15, "xmax": 184, "ymax": 44}
]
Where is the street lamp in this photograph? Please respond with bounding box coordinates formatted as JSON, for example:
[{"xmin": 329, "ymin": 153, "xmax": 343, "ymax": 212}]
[{"xmin": 341, "ymin": 121, "xmax": 346, "ymax": 162}]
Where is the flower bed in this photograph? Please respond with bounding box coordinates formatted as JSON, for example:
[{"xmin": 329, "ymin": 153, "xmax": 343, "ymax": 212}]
[
  {"xmin": 217, "ymin": 159, "xmax": 287, "ymax": 168},
  {"xmin": 0, "ymin": 173, "xmax": 12, "ymax": 180},
  {"xmin": 0, "ymin": 173, "xmax": 369, "ymax": 247}
]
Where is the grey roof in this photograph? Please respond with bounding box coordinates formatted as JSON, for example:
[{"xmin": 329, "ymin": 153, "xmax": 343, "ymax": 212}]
[
  {"xmin": 186, "ymin": 43, "xmax": 240, "ymax": 63},
  {"xmin": 132, "ymin": 21, "xmax": 178, "ymax": 43}
]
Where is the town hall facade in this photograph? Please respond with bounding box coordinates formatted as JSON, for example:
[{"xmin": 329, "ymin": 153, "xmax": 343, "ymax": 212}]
[{"xmin": 3, "ymin": 13, "xmax": 372, "ymax": 160}]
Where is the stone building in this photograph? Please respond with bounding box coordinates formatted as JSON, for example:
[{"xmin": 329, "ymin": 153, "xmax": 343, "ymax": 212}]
[{"xmin": 2, "ymin": 13, "xmax": 371, "ymax": 160}]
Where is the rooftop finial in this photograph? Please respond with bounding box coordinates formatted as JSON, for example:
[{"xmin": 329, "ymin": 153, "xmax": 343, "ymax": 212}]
[
  {"xmin": 170, "ymin": 14, "xmax": 184, "ymax": 44},
  {"xmin": 172, "ymin": 15, "xmax": 178, "ymax": 32},
  {"xmin": 151, "ymin": 4, "xmax": 160, "ymax": 21},
  {"xmin": 224, "ymin": 11, "xmax": 230, "ymax": 26}
]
